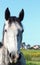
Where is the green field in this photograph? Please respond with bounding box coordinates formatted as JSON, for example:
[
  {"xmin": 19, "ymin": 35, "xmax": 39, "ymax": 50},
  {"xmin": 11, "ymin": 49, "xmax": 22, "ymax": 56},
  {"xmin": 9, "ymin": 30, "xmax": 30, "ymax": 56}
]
[{"xmin": 21, "ymin": 49, "xmax": 40, "ymax": 65}]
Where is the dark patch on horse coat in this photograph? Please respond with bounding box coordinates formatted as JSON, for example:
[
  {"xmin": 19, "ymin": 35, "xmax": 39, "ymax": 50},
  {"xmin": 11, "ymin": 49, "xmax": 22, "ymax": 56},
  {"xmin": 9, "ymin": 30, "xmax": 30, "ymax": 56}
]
[
  {"xmin": 8, "ymin": 16, "xmax": 19, "ymax": 25},
  {"xmin": 0, "ymin": 42, "xmax": 3, "ymax": 48}
]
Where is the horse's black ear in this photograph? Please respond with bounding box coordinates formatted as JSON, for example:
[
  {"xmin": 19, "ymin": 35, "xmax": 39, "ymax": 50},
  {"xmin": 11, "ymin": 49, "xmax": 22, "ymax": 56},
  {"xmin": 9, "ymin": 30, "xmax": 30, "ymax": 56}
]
[
  {"xmin": 5, "ymin": 8, "xmax": 10, "ymax": 20},
  {"xmin": 18, "ymin": 9, "xmax": 24, "ymax": 22}
]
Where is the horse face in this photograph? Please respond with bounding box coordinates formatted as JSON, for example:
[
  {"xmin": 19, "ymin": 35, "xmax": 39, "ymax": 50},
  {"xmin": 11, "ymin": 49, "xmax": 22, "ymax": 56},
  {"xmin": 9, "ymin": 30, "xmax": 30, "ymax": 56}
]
[{"xmin": 3, "ymin": 8, "xmax": 24, "ymax": 63}]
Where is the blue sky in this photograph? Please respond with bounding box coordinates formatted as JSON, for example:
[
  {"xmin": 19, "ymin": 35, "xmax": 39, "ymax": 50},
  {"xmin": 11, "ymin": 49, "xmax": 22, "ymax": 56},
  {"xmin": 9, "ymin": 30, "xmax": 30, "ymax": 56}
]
[{"xmin": 0, "ymin": 0, "xmax": 40, "ymax": 46}]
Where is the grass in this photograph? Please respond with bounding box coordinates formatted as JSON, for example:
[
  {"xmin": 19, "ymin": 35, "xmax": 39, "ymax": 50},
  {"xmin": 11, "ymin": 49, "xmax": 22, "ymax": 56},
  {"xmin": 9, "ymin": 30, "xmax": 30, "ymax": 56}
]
[
  {"xmin": 21, "ymin": 49, "xmax": 40, "ymax": 65},
  {"xmin": 27, "ymin": 61, "xmax": 40, "ymax": 65}
]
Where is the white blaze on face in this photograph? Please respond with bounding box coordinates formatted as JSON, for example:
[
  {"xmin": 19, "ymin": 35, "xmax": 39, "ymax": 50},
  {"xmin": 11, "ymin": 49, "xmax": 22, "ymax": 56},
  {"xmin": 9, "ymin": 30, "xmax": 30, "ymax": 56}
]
[
  {"xmin": 7, "ymin": 29, "xmax": 18, "ymax": 53},
  {"xmin": 4, "ymin": 22, "xmax": 18, "ymax": 53},
  {"xmin": 4, "ymin": 21, "xmax": 23, "ymax": 54}
]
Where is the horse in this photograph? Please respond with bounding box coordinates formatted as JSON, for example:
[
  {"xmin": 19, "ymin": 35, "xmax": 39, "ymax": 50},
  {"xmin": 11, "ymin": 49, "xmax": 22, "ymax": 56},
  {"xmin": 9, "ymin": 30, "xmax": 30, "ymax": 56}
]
[{"xmin": 0, "ymin": 8, "xmax": 26, "ymax": 65}]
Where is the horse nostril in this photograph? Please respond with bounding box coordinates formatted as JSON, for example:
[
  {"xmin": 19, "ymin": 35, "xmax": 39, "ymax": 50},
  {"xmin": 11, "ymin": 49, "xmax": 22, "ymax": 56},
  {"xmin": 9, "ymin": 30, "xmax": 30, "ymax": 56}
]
[
  {"xmin": 12, "ymin": 55, "xmax": 15, "ymax": 59},
  {"xmin": 9, "ymin": 53, "xmax": 15, "ymax": 59},
  {"xmin": 9, "ymin": 53, "xmax": 11, "ymax": 57}
]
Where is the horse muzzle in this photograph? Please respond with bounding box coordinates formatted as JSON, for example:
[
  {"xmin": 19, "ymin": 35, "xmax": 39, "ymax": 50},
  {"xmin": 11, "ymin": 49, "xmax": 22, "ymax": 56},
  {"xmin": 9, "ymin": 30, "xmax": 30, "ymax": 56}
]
[
  {"xmin": 9, "ymin": 53, "xmax": 19, "ymax": 63},
  {"xmin": 9, "ymin": 52, "xmax": 21, "ymax": 63}
]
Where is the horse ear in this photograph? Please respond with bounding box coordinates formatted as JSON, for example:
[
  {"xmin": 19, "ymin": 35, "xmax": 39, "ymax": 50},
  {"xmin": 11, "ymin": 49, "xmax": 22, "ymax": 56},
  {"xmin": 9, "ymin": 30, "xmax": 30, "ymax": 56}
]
[
  {"xmin": 18, "ymin": 9, "xmax": 24, "ymax": 22},
  {"xmin": 5, "ymin": 8, "xmax": 10, "ymax": 20}
]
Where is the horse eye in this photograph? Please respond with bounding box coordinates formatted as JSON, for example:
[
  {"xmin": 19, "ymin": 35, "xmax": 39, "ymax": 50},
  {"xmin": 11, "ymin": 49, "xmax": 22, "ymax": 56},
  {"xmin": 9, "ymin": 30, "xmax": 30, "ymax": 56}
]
[{"xmin": 5, "ymin": 29, "xmax": 7, "ymax": 32}]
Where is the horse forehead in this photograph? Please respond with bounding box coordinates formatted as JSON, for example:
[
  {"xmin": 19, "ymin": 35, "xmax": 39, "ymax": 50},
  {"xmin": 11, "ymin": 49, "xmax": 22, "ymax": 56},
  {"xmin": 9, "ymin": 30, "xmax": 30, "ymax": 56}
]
[
  {"xmin": 10, "ymin": 22, "xmax": 17, "ymax": 30},
  {"xmin": 5, "ymin": 20, "xmax": 23, "ymax": 32},
  {"xmin": 4, "ymin": 20, "xmax": 17, "ymax": 30},
  {"xmin": 9, "ymin": 22, "xmax": 23, "ymax": 32}
]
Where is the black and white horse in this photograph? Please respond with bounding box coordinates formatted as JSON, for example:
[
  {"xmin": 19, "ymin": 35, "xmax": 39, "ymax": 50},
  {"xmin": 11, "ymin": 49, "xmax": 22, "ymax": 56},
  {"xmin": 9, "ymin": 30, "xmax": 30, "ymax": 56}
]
[{"xmin": 0, "ymin": 8, "xmax": 26, "ymax": 65}]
